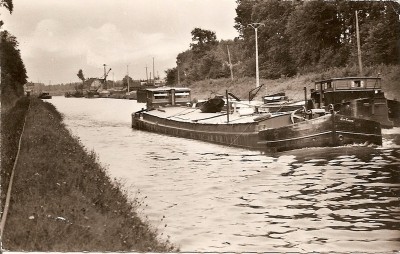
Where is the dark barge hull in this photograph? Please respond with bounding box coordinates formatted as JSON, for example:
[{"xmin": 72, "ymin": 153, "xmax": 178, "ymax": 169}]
[
  {"xmin": 258, "ymin": 114, "xmax": 382, "ymax": 152},
  {"xmin": 132, "ymin": 112, "xmax": 260, "ymax": 150},
  {"xmin": 388, "ymin": 99, "xmax": 400, "ymax": 126},
  {"xmin": 132, "ymin": 112, "xmax": 382, "ymax": 153}
]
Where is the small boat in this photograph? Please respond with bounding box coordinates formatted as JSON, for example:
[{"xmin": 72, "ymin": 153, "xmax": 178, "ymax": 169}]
[
  {"xmin": 132, "ymin": 87, "xmax": 382, "ymax": 152},
  {"xmin": 310, "ymin": 76, "xmax": 399, "ymax": 128},
  {"xmin": 38, "ymin": 92, "xmax": 52, "ymax": 99},
  {"xmin": 84, "ymin": 90, "xmax": 99, "ymax": 98},
  {"xmin": 263, "ymin": 92, "xmax": 287, "ymax": 103},
  {"xmin": 99, "ymin": 90, "xmax": 111, "ymax": 98},
  {"xmin": 259, "ymin": 92, "xmax": 305, "ymax": 113}
]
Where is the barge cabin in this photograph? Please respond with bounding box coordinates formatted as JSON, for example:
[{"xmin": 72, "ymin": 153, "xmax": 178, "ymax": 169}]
[{"xmin": 311, "ymin": 77, "xmax": 396, "ymax": 128}]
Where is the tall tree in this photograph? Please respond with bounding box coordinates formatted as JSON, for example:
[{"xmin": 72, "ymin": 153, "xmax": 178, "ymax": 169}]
[
  {"xmin": 0, "ymin": 0, "xmax": 13, "ymax": 12},
  {"xmin": 0, "ymin": 0, "xmax": 13, "ymax": 28},
  {"xmin": 286, "ymin": 1, "xmax": 343, "ymax": 71},
  {"xmin": 122, "ymin": 75, "xmax": 133, "ymax": 88},
  {"xmin": 234, "ymin": 0, "xmax": 254, "ymax": 38},
  {"xmin": 165, "ymin": 67, "xmax": 177, "ymax": 86},
  {"xmin": 190, "ymin": 28, "xmax": 218, "ymax": 54},
  {"xmin": 359, "ymin": 1, "xmax": 400, "ymax": 66},
  {"xmin": 252, "ymin": 0, "xmax": 295, "ymax": 78},
  {"xmin": 1, "ymin": 0, "xmax": 28, "ymax": 106},
  {"xmin": 1, "ymin": 30, "xmax": 27, "ymax": 96},
  {"xmin": 77, "ymin": 69, "xmax": 85, "ymax": 82}
]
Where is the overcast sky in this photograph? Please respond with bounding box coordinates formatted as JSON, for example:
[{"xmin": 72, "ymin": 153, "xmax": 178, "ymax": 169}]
[{"xmin": 2, "ymin": 0, "xmax": 239, "ymax": 84}]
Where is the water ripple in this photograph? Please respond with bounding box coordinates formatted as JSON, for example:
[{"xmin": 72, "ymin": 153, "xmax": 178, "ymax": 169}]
[{"xmin": 50, "ymin": 97, "xmax": 400, "ymax": 252}]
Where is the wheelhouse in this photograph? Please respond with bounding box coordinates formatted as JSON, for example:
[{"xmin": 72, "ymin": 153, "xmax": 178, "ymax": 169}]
[
  {"xmin": 146, "ymin": 87, "xmax": 191, "ymax": 109},
  {"xmin": 311, "ymin": 77, "xmax": 382, "ymax": 108}
]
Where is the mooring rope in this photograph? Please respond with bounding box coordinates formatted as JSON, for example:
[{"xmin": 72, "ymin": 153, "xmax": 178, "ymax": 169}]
[
  {"xmin": 0, "ymin": 98, "xmax": 31, "ymax": 241},
  {"xmin": 166, "ymin": 107, "xmax": 197, "ymax": 119},
  {"xmin": 228, "ymin": 121, "xmax": 254, "ymax": 147}
]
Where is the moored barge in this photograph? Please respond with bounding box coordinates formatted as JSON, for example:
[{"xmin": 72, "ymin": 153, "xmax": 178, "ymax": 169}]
[{"xmin": 132, "ymin": 87, "xmax": 382, "ymax": 152}]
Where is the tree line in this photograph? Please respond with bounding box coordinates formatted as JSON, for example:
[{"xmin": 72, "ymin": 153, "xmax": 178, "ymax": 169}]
[
  {"xmin": 166, "ymin": 0, "xmax": 400, "ymax": 85},
  {"xmin": 1, "ymin": 0, "xmax": 28, "ymax": 106}
]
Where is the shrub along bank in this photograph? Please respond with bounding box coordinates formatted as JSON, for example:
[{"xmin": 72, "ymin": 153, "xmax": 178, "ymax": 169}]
[{"xmin": 1, "ymin": 97, "xmax": 176, "ymax": 252}]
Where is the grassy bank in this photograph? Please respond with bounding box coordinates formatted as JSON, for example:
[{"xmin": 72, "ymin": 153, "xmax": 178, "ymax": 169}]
[
  {"xmin": 188, "ymin": 64, "xmax": 400, "ymax": 102},
  {"xmin": 1, "ymin": 97, "xmax": 30, "ymax": 214},
  {"xmin": 1, "ymin": 97, "xmax": 176, "ymax": 252}
]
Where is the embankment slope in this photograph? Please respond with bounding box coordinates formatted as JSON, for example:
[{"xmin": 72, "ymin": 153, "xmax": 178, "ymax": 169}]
[
  {"xmin": 189, "ymin": 65, "xmax": 400, "ymax": 101},
  {"xmin": 1, "ymin": 97, "xmax": 175, "ymax": 252}
]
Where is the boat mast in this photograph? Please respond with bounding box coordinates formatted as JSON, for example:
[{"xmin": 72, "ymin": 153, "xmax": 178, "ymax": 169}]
[{"xmin": 355, "ymin": 10, "xmax": 363, "ymax": 75}]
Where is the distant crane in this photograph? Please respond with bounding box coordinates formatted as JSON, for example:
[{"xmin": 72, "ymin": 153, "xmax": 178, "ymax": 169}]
[{"xmin": 101, "ymin": 64, "xmax": 112, "ymax": 89}]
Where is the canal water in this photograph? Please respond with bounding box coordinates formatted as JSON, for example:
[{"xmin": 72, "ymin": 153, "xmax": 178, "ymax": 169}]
[{"xmin": 50, "ymin": 97, "xmax": 400, "ymax": 252}]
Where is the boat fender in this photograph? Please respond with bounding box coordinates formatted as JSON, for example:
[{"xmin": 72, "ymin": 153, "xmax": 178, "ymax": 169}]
[{"xmin": 338, "ymin": 134, "xmax": 344, "ymax": 142}]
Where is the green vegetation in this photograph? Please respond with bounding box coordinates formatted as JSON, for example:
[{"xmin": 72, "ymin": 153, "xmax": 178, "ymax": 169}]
[
  {"xmin": 1, "ymin": 97, "xmax": 176, "ymax": 251},
  {"xmin": 166, "ymin": 1, "xmax": 400, "ymax": 86}
]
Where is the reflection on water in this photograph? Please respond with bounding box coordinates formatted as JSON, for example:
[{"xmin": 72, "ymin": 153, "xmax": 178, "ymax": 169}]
[{"xmin": 50, "ymin": 97, "xmax": 400, "ymax": 252}]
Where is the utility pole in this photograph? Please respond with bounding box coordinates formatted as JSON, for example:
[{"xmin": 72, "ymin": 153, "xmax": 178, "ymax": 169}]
[
  {"xmin": 177, "ymin": 59, "xmax": 181, "ymax": 87},
  {"xmin": 127, "ymin": 64, "xmax": 130, "ymax": 93},
  {"xmin": 248, "ymin": 23, "xmax": 265, "ymax": 88},
  {"xmin": 355, "ymin": 10, "xmax": 363, "ymax": 75},
  {"xmin": 145, "ymin": 65, "xmax": 148, "ymax": 84},
  {"xmin": 227, "ymin": 45, "xmax": 234, "ymax": 81},
  {"xmin": 152, "ymin": 57, "xmax": 155, "ymax": 86}
]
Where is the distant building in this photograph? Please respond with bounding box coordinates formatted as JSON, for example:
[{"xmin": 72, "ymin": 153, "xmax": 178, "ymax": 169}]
[
  {"xmin": 24, "ymin": 82, "xmax": 44, "ymax": 95},
  {"xmin": 139, "ymin": 79, "xmax": 165, "ymax": 87}
]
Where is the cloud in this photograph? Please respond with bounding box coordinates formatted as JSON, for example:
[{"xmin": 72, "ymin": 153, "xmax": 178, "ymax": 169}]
[{"xmin": 3, "ymin": 0, "xmax": 238, "ymax": 83}]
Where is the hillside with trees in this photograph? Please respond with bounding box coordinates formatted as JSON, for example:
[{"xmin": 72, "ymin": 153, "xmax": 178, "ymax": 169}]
[{"xmin": 166, "ymin": 0, "xmax": 400, "ymax": 94}]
